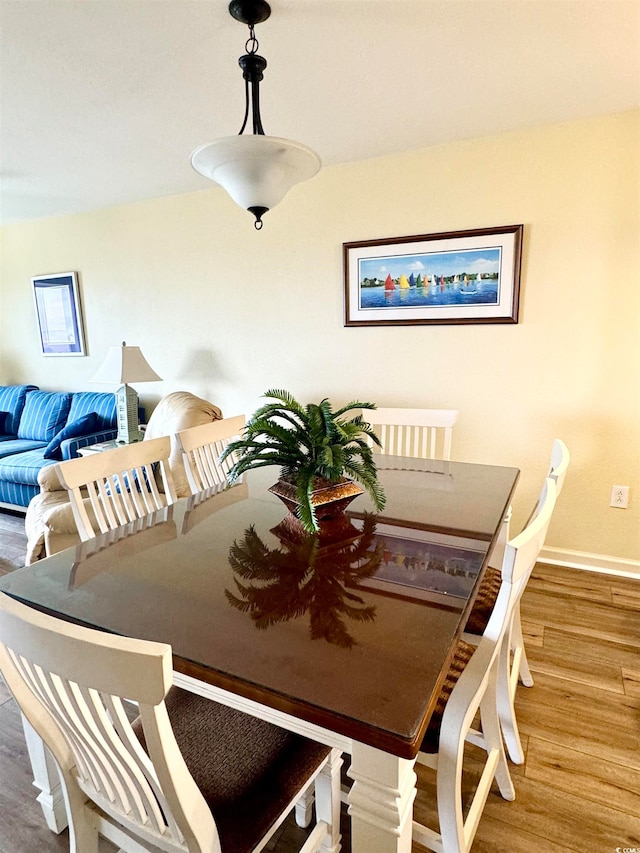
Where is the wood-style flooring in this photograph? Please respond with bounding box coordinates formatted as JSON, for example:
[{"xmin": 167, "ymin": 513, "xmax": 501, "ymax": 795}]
[
  {"xmin": 0, "ymin": 510, "xmax": 638, "ymax": 852},
  {"xmin": 0, "ymin": 509, "xmax": 28, "ymax": 575}
]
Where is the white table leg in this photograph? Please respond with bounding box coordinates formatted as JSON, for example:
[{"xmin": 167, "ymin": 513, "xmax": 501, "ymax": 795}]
[
  {"xmin": 347, "ymin": 741, "xmax": 416, "ymax": 853},
  {"xmin": 21, "ymin": 714, "xmax": 68, "ymax": 833},
  {"xmin": 295, "ymin": 786, "xmax": 315, "ymax": 827}
]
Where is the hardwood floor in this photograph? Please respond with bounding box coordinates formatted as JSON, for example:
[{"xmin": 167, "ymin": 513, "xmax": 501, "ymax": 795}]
[
  {"xmin": 0, "ymin": 509, "xmax": 28, "ymax": 574},
  {"xmin": 0, "ymin": 510, "xmax": 638, "ymax": 852}
]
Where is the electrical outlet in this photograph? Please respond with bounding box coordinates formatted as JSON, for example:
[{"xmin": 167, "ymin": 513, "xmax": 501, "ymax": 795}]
[{"xmin": 610, "ymin": 485, "xmax": 630, "ymax": 509}]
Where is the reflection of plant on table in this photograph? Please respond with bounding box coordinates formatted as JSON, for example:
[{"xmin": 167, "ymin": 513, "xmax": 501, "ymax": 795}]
[
  {"xmin": 220, "ymin": 389, "xmax": 386, "ymax": 532},
  {"xmin": 225, "ymin": 514, "xmax": 383, "ymax": 648}
]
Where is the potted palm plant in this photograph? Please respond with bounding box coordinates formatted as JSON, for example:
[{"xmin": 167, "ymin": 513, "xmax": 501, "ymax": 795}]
[{"xmin": 220, "ymin": 389, "xmax": 386, "ymax": 532}]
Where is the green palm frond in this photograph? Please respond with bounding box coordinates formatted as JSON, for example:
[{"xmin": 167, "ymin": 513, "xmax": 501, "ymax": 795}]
[
  {"xmin": 262, "ymin": 388, "xmax": 307, "ymax": 414},
  {"xmin": 295, "ymin": 464, "xmax": 318, "ymax": 531},
  {"xmin": 224, "ymin": 390, "xmax": 385, "ymax": 531}
]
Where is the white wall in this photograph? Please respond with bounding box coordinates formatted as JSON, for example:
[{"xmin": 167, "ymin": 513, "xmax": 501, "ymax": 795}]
[{"xmin": 2, "ymin": 110, "xmax": 639, "ymax": 564}]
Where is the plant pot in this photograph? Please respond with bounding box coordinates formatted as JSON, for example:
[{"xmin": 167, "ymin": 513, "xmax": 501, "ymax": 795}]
[
  {"xmin": 268, "ymin": 477, "xmax": 364, "ymax": 525},
  {"xmin": 270, "ymin": 511, "xmax": 363, "ymax": 551}
]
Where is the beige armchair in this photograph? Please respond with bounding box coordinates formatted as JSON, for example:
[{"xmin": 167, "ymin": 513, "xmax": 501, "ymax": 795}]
[{"xmin": 24, "ymin": 391, "xmax": 222, "ymax": 564}]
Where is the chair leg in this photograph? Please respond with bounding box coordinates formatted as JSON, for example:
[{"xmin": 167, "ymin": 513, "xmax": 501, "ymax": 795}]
[
  {"xmin": 434, "ymin": 721, "xmax": 471, "ymax": 853},
  {"xmin": 511, "ymin": 605, "xmax": 534, "ymax": 687},
  {"xmin": 479, "ymin": 666, "xmax": 515, "ymax": 800},
  {"xmin": 436, "ymin": 667, "xmax": 514, "ymax": 853},
  {"xmin": 496, "ymin": 631, "xmax": 526, "ymax": 765},
  {"xmin": 314, "ymin": 748, "xmax": 342, "ymax": 853},
  {"xmin": 60, "ymin": 771, "xmax": 99, "ymax": 853}
]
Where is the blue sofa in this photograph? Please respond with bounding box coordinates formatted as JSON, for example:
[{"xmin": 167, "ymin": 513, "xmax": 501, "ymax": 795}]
[{"xmin": 0, "ymin": 385, "xmax": 120, "ymax": 509}]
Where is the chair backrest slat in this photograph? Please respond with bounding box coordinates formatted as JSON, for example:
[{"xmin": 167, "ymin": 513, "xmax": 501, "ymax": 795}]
[
  {"xmin": 176, "ymin": 415, "xmax": 246, "ymax": 494},
  {"xmin": 365, "ymin": 407, "xmax": 458, "ymax": 461},
  {"xmin": 56, "ymin": 436, "xmax": 177, "ymax": 542},
  {"xmin": 0, "ymin": 593, "xmax": 216, "ymax": 851}
]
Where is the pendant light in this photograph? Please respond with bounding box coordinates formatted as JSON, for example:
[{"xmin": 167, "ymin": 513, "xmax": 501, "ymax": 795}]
[{"xmin": 191, "ymin": 0, "xmax": 321, "ymax": 230}]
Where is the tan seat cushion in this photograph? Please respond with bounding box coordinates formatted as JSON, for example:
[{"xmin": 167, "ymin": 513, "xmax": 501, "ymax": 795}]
[
  {"xmin": 464, "ymin": 566, "xmax": 502, "ymax": 636},
  {"xmin": 420, "ymin": 639, "xmax": 476, "ymax": 754}
]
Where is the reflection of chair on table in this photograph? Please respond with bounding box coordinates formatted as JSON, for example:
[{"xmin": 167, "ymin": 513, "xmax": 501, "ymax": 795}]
[
  {"xmin": 181, "ymin": 480, "xmax": 249, "ymax": 535},
  {"xmin": 56, "ymin": 436, "xmax": 177, "ymax": 541},
  {"xmin": 0, "ymin": 592, "xmax": 342, "ymax": 853},
  {"xmin": 70, "ymin": 506, "xmax": 177, "ymax": 588}
]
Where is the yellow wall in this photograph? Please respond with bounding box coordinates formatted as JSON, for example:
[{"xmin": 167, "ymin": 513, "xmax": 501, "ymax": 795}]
[{"xmin": 1, "ymin": 111, "xmax": 639, "ymax": 563}]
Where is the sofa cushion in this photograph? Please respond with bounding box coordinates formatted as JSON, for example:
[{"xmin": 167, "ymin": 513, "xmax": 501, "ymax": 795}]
[
  {"xmin": 0, "ymin": 439, "xmax": 47, "ymax": 459},
  {"xmin": 17, "ymin": 391, "xmax": 72, "ymax": 442},
  {"xmin": 44, "ymin": 412, "xmax": 99, "ymax": 460},
  {"xmin": 0, "ymin": 480, "xmax": 39, "ymax": 509},
  {"xmin": 0, "ymin": 385, "xmax": 38, "ymax": 435},
  {"xmin": 0, "ymin": 449, "xmax": 58, "ymax": 487},
  {"xmin": 67, "ymin": 392, "xmax": 117, "ymax": 431}
]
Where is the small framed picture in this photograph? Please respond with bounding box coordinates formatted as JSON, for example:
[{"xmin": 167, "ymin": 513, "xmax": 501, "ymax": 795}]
[
  {"xmin": 32, "ymin": 271, "xmax": 86, "ymax": 356},
  {"xmin": 344, "ymin": 224, "xmax": 523, "ymax": 326}
]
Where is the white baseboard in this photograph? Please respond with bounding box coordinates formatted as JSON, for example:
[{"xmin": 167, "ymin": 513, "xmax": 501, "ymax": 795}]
[{"xmin": 539, "ymin": 546, "xmax": 640, "ymax": 579}]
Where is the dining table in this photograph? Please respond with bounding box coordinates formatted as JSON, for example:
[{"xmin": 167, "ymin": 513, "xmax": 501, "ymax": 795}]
[{"xmin": 0, "ymin": 455, "xmax": 518, "ymax": 853}]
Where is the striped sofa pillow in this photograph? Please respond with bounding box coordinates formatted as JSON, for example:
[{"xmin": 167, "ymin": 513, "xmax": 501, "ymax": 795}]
[
  {"xmin": 17, "ymin": 391, "xmax": 72, "ymax": 443},
  {"xmin": 67, "ymin": 392, "xmax": 117, "ymax": 432},
  {"xmin": 0, "ymin": 385, "xmax": 38, "ymax": 435}
]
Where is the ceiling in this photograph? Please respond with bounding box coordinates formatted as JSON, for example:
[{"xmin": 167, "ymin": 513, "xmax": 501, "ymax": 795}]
[{"xmin": 1, "ymin": 0, "xmax": 639, "ymax": 225}]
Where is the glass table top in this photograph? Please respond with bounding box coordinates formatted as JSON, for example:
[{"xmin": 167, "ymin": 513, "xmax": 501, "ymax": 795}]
[{"xmin": 0, "ymin": 457, "xmax": 518, "ymax": 757}]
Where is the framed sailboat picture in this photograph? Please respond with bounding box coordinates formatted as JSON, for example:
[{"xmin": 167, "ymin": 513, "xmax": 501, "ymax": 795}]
[{"xmin": 343, "ymin": 224, "xmax": 523, "ymax": 326}]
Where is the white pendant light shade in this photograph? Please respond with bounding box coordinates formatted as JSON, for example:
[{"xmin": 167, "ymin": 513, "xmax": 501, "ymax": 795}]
[{"xmin": 191, "ymin": 135, "xmax": 320, "ymax": 213}]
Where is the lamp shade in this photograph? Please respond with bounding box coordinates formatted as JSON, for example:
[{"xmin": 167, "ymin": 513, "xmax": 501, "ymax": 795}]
[
  {"xmin": 90, "ymin": 345, "xmax": 161, "ymax": 385},
  {"xmin": 190, "ymin": 135, "xmax": 321, "ymax": 213}
]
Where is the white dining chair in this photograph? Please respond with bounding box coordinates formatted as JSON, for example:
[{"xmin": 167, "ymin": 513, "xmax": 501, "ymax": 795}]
[
  {"xmin": 467, "ymin": 439, "xmax": 570, "ymax": 762},
  {"xmin": 489, "ymin": 438, "xmax": 570, "ymax": 573},
  {"xmin": 55, "ymin": 435, "xmax": 177, "ymax": 541},
  {"xmin": 176, "ymin": 415, "xmax": 246, "ymax": 494},
  {"xmin": 522, "ymin": 438, "xmax": 570, "ymax": 529},
  {"xmin": 364, "ymin": 407, "xmax": 458, "ymax": 460},
  {"xmin": 412, "ymin": 478, "xmax": 557, "ymax": 853},
  {"xmin": 0, "ymin": 591, "xmax": 342, "ymax": 853}
]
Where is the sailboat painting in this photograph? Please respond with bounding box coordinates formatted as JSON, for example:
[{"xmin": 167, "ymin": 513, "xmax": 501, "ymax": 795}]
[
  {"xmin": 363, "ymin": 247, "xmax": 499, "ymax": 307},
  {"xmin": 344, "ymin": 225, "xmax": 523, "ymax": 326}
]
